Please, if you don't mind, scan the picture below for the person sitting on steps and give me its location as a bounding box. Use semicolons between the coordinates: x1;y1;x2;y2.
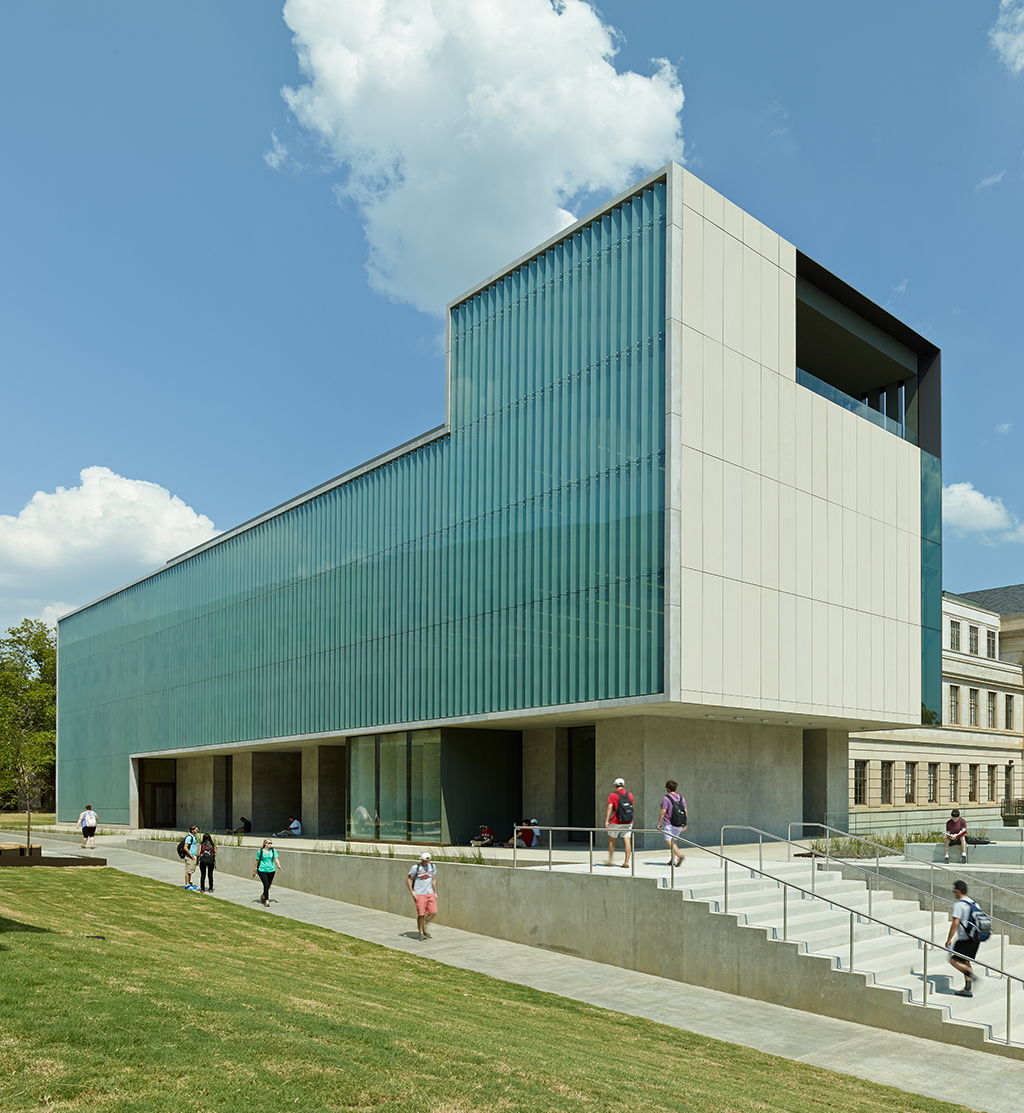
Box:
944;809;967;864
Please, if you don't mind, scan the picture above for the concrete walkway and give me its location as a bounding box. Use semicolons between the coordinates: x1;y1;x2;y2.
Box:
29;835;1024;1112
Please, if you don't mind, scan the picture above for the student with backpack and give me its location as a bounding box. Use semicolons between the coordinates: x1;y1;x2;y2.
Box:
604;777;634;869
181;825;200;891
198;833;217;893
944;880;991;997
252;839;281;907
657;780;687;867
78;805;99;849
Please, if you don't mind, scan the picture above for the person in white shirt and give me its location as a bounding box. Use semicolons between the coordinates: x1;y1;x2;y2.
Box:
944;880;981;997
274;815;302;837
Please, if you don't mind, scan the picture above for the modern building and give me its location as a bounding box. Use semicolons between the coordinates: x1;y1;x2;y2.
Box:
56;162;942;846
848;592;1023;836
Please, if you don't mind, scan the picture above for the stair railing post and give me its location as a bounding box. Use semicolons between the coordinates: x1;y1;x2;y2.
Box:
1007;977;1013;1046
849;912;855;971
724;859;729;915
923;945;928;1005
1001;930;1006;975
670;852;675;891
589;828;593;874
868;872;872;921
759;832;763;873
513;828;517;870
548;832;552;871
783;885;788;942
930;866;935;942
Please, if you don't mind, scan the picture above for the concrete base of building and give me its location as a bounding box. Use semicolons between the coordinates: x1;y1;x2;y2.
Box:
129;838;1020;1059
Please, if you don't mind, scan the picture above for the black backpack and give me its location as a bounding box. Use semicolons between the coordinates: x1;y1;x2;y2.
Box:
176;837;187;860
614;790;634;823
199;843;216;864
669;794;687;827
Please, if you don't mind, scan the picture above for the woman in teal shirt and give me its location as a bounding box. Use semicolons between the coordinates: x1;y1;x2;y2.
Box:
252;839;281;906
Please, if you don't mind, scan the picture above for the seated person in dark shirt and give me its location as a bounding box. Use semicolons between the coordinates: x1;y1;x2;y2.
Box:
227;816;252;835
944;808;967;863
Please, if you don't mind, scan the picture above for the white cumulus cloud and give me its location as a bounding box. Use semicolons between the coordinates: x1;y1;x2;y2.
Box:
0;467;219;632
279;0;685;314
942;480;1024;546
996;422;1014;434
991;0;1024;75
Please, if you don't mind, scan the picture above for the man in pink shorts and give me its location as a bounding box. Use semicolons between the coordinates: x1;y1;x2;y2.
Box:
407;851;438;940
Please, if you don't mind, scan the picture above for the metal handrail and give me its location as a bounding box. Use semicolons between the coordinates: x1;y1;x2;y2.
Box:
726;822;1019;975
788;821;1024;907
518;822;1023;1045
788;821;1024;944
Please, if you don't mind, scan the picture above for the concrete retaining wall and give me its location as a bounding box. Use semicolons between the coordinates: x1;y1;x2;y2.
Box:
127;839;1017;1059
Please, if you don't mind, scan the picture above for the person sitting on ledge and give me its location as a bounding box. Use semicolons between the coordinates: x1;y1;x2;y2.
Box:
274;815;302;837
227;817;252;835
944;809;968;864
473;824;494;847
505;821;535;848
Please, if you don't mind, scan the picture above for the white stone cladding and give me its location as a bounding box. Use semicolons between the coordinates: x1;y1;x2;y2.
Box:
665;164;923;729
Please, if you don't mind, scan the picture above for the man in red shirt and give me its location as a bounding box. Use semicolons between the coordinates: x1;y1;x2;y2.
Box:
604;777;634;868
944;809;967;864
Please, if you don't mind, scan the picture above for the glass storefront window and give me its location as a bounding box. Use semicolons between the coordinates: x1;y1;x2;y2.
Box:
379;732;409;841
349;735;377;839
410;730;441;842
347;728;441;843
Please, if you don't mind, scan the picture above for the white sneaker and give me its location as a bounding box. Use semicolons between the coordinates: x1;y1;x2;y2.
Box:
961;854;967;863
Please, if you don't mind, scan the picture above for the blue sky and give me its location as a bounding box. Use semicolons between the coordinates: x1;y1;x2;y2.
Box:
0;0;1022;630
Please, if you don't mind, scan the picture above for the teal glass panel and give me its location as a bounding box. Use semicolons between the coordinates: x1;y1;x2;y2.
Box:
56;183;666;820
410;729;441;842
348;735;376;839
920;448;942;725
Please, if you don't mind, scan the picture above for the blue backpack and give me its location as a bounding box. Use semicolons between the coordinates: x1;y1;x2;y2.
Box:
964;898;992;943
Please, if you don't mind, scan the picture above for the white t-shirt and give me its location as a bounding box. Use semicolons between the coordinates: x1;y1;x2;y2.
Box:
288;819;302;835
953;896;976;940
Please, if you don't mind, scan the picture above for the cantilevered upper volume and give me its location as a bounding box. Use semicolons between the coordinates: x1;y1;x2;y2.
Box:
56;164;940;844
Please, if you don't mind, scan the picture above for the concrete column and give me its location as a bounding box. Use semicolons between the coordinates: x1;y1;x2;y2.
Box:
231;751;253;832
301;745;346;839
176;755;215;832
803;729;850;833
595;718;647;846
522;728;568;831
129;758;140;829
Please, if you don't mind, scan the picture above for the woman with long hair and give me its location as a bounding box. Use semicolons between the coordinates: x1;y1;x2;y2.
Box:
198;833;217;893
252;838;281;907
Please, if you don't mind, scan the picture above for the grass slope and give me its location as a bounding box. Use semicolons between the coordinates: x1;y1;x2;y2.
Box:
0;869;971;1113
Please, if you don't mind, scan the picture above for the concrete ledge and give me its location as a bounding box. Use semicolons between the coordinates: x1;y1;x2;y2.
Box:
126;838;1019;1059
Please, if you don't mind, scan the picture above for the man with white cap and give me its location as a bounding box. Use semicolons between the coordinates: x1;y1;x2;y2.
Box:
406;851;438;940
605;777;634;868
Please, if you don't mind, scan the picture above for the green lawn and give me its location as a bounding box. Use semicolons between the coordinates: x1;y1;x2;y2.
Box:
0;869;968;1113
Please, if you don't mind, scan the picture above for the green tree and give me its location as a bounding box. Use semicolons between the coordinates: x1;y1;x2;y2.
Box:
0;620;57;848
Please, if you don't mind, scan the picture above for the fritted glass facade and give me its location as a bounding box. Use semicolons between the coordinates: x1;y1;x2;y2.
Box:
57;183;667;820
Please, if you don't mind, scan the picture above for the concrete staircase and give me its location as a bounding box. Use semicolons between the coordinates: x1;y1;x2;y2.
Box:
658;857;1024;1048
